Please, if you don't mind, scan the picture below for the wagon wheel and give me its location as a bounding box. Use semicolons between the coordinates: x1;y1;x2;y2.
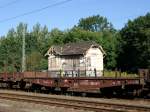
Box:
19;79;26;90
61;87;68;95
100;88;113;98
7;81;13;89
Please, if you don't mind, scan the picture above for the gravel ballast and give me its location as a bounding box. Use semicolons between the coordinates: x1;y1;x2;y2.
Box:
0;89;150;112
0;98;91;112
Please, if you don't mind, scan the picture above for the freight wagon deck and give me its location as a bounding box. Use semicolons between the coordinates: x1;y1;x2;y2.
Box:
0;71;146;96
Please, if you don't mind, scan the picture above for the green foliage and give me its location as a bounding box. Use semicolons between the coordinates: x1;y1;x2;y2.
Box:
62;28;119;69
71;15;118;69
26;51;47;71
63;27;102;43
0;13;149;73
102;31;119;69
77;15;114;32
0;23;48;72
50;28;64;45
103;70;138;77
118;13;150;71
0;27;22;72
0;15;119;72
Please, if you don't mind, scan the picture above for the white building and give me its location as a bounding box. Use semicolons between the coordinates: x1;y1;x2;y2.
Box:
45;41;105;77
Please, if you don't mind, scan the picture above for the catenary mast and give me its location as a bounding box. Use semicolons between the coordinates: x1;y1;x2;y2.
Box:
22;27;26;72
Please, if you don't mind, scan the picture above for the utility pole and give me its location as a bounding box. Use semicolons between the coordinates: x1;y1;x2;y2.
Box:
22;28;26;72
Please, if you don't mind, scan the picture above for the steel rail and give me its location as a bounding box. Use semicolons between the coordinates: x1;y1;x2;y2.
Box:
0;92;150;112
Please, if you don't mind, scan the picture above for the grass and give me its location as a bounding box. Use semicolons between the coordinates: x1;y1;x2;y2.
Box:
103;71;138;77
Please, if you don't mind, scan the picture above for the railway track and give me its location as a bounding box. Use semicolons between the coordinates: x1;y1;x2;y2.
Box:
0;92;150;112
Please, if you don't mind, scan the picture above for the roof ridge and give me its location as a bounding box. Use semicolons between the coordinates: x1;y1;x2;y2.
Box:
46;41;105;56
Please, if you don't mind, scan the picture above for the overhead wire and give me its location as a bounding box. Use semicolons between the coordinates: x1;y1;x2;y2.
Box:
0;0;20;9
0;0;73;23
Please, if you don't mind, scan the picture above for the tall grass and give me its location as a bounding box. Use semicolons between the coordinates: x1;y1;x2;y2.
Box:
103;71;138;77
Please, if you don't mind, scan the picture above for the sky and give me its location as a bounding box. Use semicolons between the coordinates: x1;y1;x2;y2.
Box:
0;0;149;36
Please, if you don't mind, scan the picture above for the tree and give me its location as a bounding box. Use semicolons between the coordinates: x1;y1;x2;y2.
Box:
0;15;119;72
30;23;49;54
0;22;49;72
63;27;101;43
118;13;150;71
50;28;64;45
77;15;114;32
26;51;47;71
101;31;119;69
74;15;118;69
0;27;22;72
62;27;118;69
26;23;49;71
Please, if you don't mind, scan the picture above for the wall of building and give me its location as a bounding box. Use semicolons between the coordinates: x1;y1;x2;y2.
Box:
85;47;103;76
48;47;104;77
48;55;81;71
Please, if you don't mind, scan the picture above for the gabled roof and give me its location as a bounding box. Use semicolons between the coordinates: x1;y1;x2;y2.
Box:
46;41;105;56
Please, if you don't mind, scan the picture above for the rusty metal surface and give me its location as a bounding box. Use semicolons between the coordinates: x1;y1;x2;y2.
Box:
21;76;142;92
0;70;146;92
